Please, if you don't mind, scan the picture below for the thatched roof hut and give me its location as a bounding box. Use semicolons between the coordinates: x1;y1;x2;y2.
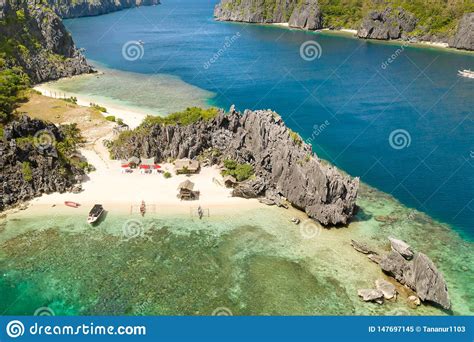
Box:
174;158;200;174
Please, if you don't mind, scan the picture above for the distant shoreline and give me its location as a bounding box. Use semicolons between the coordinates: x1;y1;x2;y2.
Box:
239;22;474;56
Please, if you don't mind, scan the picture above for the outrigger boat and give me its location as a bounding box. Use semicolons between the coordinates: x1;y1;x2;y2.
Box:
198;206;203;220
458;69;474;79
64;201;80;208
140;200;146;217
87;204;104;224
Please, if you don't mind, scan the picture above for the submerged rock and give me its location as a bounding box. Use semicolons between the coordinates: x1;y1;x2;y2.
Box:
358;289;384;304
389;237;414;260
351;239;377;255
375;279;397;300
408;295;421;307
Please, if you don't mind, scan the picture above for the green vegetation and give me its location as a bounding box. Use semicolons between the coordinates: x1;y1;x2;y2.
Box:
222;158;254;182
22;161;33;182
318;0;474;36
62;96;77;104
289;129;302;146
163;171;172;179
0;65;29;123
141;107;219;129
105;115;116;122
90;103;107;113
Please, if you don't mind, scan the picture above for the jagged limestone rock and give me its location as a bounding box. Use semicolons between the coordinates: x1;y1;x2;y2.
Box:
110;108;359;225
357;7;417;40
450;13;473;51
389;237;414;260
0;116;85;211
214;0;322;30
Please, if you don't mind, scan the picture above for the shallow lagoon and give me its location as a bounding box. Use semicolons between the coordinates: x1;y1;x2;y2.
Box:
1;185;471;316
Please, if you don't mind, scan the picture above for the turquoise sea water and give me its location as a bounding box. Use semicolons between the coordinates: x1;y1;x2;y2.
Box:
0;185;472;315
2;1;473;316
58;0;474;239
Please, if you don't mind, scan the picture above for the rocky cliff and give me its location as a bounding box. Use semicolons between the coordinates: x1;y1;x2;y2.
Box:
44;0;160;19
450;13;474;50
0;116;85;211
214;0;323;30
214;0;474;51
110;107;359;225
0;0;92;83
357;8;417;41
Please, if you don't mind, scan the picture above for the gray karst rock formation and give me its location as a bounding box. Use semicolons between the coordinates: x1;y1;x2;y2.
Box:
450;13;474;50
214;0;323;30
388;237;414;260
379;240;450;310
0;0;160;83
0;116;85;211
44;0;161;19
357;7;417;40
110;107;359;226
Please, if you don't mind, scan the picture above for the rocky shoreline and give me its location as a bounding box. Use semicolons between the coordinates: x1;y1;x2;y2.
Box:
214;0;473;51
352;237;451;310
0;0;161;84
0;116;85;212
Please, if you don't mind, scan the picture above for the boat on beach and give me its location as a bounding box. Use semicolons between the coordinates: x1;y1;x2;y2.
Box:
458;69;474;79
64;201;80;208
140;200;146;217
87;204;104;224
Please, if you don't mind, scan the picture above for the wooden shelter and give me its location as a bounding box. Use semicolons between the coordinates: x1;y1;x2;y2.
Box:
178;180;199;200
174;158;200;174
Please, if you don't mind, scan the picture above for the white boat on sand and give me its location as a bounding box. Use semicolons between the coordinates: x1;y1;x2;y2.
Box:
87;204;104;224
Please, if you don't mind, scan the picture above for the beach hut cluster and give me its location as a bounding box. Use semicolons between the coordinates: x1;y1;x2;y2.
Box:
177;179;200;200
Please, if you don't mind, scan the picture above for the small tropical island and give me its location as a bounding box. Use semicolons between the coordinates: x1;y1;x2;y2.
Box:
0;0;472;316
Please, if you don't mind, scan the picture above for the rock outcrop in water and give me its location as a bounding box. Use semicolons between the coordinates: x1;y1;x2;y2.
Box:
214;0;323;30
0;116;85;211
354;237;451;310
110;107;359;226
450;13;474;51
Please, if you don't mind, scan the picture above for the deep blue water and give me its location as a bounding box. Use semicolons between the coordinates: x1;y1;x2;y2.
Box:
64;0;474;239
